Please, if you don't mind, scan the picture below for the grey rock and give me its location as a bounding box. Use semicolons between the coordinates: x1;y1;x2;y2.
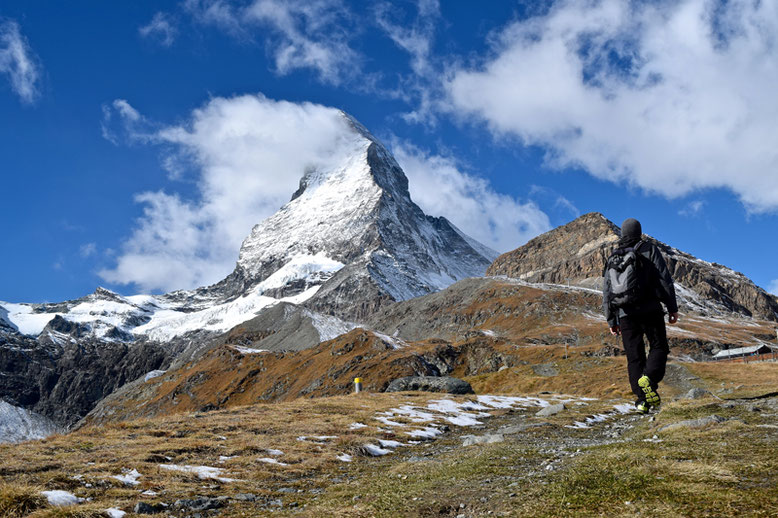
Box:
134;502;167;514
231;493;256;502
684;388;711;399
532;363;558;377
462;434;504;446
536;403;566;417
385;376;474;394
659;414;726;432
174;497;224;511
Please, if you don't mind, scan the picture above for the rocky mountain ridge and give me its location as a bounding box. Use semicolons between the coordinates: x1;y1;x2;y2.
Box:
487;212;778;321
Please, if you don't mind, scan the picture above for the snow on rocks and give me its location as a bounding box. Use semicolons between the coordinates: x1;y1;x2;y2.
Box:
362;443;392;456
41;490;84;506
112;468;141;486
144;370;166;382
158;464;238;483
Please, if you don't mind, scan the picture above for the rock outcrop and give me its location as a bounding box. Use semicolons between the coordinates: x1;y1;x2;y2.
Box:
487;212;778;321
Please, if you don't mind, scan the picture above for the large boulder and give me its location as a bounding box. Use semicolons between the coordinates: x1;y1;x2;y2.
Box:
384;376;474;394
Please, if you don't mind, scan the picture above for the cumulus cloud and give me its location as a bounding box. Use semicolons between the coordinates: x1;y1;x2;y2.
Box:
446;0;778;212
99;94;359;292
184;0;358;84
139;12;177;46
392;142;551;252
0;19;41;104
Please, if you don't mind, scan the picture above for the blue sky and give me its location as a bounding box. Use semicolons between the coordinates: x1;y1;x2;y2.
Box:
1;0;777;302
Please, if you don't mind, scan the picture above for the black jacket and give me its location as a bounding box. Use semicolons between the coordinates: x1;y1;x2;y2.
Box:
602;240;678;327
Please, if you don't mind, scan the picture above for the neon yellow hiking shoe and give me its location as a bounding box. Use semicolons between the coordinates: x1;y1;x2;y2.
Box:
635;401;650;414
638;375;661;406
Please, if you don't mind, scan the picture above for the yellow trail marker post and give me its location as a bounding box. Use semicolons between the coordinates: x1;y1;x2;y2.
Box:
354;378;362;393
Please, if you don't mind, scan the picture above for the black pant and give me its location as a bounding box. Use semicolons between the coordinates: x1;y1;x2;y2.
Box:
620;311;669;401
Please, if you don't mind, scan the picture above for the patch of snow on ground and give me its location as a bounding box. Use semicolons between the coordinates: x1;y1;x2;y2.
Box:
378;439;403;449
349;422;367;430
112;468;141;486
266;449;284;456
141;490;158;496
481;329;497;337
144;370;166;382
158;464;237;482
363;443;392;456
41;490;84;506
105;508;126;518
406;426;443;439
336;453;353;462
230;346;269;355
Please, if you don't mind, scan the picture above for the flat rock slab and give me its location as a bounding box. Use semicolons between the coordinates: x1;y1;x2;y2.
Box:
536;403;566;417
683;388;711;399
385;376;474;394
659;414;726;432
462;434;505;447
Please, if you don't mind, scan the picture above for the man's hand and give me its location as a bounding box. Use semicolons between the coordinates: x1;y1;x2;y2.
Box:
668;312;678;324
610;325;621;336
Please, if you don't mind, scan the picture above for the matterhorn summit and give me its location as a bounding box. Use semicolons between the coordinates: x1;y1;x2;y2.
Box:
216;114;497;318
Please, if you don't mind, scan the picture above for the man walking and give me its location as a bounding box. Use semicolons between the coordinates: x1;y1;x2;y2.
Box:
603;218;678;413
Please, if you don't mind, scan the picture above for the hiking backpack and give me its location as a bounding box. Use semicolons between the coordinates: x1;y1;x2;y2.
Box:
604;241;647;309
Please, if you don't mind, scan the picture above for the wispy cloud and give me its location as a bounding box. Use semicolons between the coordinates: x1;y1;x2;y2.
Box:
139;12;177;47
374;0;442;123
392;141;550;252
445;0;778;213
768;280;778;296
0;19;41;104
79;243;97;258
679;200;705;218
183;0;359;84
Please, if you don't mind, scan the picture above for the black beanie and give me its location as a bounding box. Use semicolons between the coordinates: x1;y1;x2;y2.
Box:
621;218;642;240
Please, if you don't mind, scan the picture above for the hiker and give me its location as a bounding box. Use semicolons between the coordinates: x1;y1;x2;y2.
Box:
602;218;678;413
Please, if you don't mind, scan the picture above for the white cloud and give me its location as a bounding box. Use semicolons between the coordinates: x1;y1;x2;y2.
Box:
99;94;359;292
392;142;550;252
767;279;778;296
0;19;41;104
184;0;358;84
446;0;778;213
139;12;177;47
678;199;705;217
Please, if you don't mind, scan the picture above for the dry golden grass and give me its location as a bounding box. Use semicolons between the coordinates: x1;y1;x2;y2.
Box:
0;483;47;517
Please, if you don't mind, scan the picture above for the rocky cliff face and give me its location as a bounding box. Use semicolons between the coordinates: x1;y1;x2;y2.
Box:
487;212;778;321
0;329;169;428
